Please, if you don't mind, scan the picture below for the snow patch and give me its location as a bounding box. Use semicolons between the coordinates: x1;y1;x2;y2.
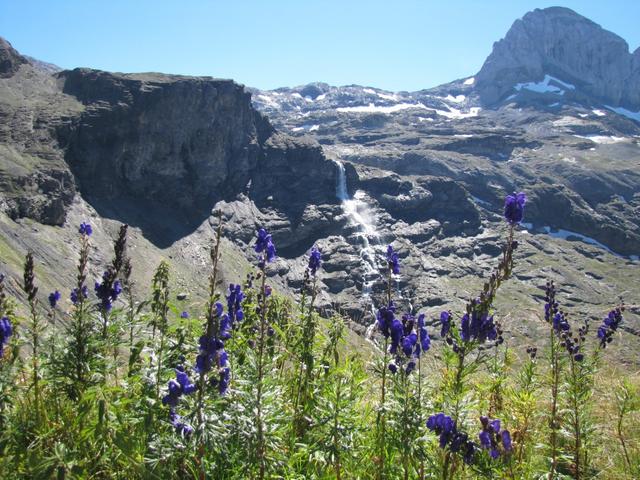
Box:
377;92;399;101
542;226;614;253
445;94;465;103
463;77;475;85
363;88;376;95
316;93;327;101
435;106;481;119
255;94;280;108
605;105;640;122
574;135;627;144
592;109;606;117
336;102;480;119
514;74;575;95
309;124;319;132
336;102;427;114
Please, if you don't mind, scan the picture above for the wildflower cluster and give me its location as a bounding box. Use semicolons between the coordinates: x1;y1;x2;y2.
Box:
196;301;232;394
79;222;93;236
388;313;430;374
162;366;197;407
461;299;500;344
545;281;585;361
255;227;276;265
70;285;89;305
307;246;322;276
48;290;61;308
227;283;245;324
504;192;526;225
94;270;123;312
386;245;400;274
0;316;12;356
478;416;512;459
427;413;477;464
597;306;624;348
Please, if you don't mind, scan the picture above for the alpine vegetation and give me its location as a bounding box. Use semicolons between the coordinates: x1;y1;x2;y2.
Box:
0;192;637;480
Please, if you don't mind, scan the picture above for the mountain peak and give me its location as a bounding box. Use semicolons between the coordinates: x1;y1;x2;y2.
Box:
475;7;640;109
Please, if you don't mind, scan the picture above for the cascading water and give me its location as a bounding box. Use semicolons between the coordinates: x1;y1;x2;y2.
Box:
333;160;404;346
333;160;383;298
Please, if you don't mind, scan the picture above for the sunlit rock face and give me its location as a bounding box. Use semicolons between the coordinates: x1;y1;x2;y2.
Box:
475;7;640;109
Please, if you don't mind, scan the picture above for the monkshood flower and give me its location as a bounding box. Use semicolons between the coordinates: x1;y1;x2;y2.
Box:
479;416;513;459
254;228;276;264
78;222;93;236
427;413;477;464
597;307;624;348
504;192;526;225
180;311;189;319
162;367;197;407
376;301;397;338
70;285;89;305
461;299;498;343
388;313;431;374
169;408;194;436
0;316;12;356
196;301;233;395
386;245;400;274
48;290;61;308
440;310;452;337
94;271;122;312
226;283;245;325
210;349;231;395
308;246;322;276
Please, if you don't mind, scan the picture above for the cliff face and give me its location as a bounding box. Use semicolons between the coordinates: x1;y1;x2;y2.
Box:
476;7;640;109
60;69;272;213
0;38;339;232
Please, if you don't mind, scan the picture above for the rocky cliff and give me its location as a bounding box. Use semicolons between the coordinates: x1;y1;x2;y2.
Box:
476;7;640;109
0;38;340;240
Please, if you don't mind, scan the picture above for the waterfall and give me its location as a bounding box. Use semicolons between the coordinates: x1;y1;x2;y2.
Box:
333;160;383;298
335;160;349;201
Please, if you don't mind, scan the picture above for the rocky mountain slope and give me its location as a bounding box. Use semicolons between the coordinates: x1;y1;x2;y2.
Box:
1;7;639;364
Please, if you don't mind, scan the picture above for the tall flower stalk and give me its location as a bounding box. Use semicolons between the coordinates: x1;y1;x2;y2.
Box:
293;246;322;438
253;227;276;480
151;261;170;400
374;244;400;478
22;252;42;416
195;212;224;432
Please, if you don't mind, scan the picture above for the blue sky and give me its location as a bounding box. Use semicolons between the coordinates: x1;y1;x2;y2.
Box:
1;1;639;91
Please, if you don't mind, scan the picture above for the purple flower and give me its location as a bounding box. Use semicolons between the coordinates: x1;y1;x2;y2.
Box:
417;314;431;354
597;307;623;348
169;409;194;437
440;311;452;337
0;316;12;356
376;302;396;338
94;271;122;312
460;302;498;344
308;246;322;276
181;311;189;319
478;416;511;459
70;285;89;305
504;192;526;224
226;283;244;325
386;245;400;274
48;290;61;308
427;413;477;465
162;367;196;407
501;430;512;451
79;222;93;236
255;228;276;264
